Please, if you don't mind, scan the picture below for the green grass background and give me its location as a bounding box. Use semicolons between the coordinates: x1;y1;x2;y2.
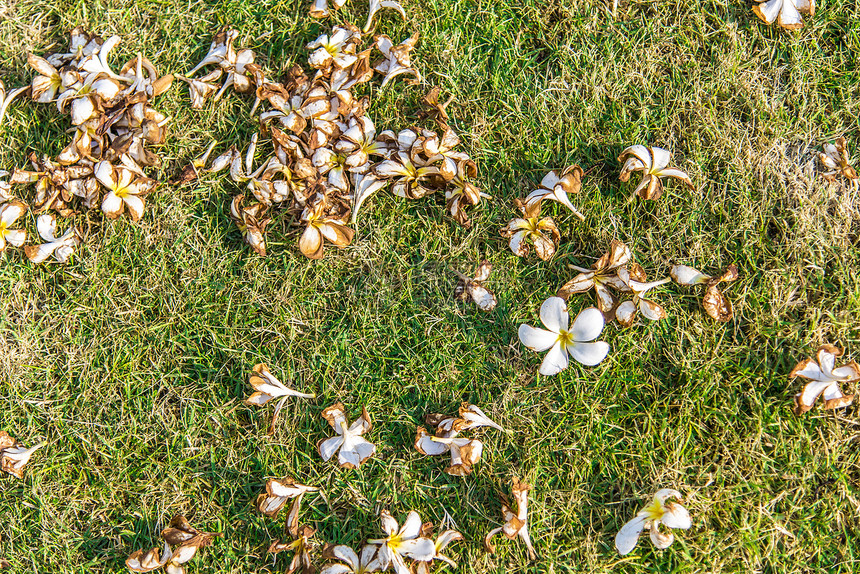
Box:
1;0;859;572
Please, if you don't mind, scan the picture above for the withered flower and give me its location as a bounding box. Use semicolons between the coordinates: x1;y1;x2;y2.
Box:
614;266;671;327
373;151;440;199
454;260;497;312
350;173;387;223
0;80;28;126
615;489;691;555
0;432;42;479
525;165;585;220
445;159;486;227
500;199;559;261
176;70;223;110
818;137;858;182
790;345;857;415
307;26;361;70
245;363;316;433
557;240;632;312
753;0;815;29
518;298;609;375
414;403;503;476
363;0;407;33
269;525;316;574
24;213;81;264
373;34;421;86
413;529;463;574
299;200;355;259
318;402;376;469
484;477;536;560
425;436;483;476
670;263;739;321
157;515;222;574
0;171;11;201
367;510;435;574
95;159;156;221
126;542;172;572
27;54;62;102
321;544;382;574
230;195;270;256
310;0;347;18
0;201;27;252
335;116;389;173
257;477;319;519
618;145;694;200
417;87;453;130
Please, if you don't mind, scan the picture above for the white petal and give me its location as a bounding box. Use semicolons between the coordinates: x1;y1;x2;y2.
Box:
319;436;344;462
539;296;568;333
399;511;423;539
569;307;605;342
615;515;646;555
518;325;558;352
539;341;569;376
567;341;610;367
661;504;692;530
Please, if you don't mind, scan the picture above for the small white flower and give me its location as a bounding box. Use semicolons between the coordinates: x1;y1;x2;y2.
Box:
317;403;376;469
615;489;692;555
790;345;858;415
368;510;435;574
244;363;315;433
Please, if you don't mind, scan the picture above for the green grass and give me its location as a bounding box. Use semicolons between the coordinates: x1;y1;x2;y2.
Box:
1;0;860;572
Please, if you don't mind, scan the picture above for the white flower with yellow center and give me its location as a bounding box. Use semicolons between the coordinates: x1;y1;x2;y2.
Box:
368;510;435;574
615;489;692;555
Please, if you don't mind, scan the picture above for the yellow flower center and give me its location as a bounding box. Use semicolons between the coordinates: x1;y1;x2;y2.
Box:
0;221;7;235
643;498;666;521
557;329;574;349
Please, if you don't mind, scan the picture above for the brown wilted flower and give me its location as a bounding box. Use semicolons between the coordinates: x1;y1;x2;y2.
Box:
310;0;347;18
94;158;155;221
230;195;271;256
176;70;223;110
0;80;28;126
127;515;221;574
618;145;694;200
454;260;497;312
614;266;671;327
445;159;487;227
257;477;319;519
24;214;81;264
299;199;355;259
753;0;814;29
373;151;441;199
615;489;691;555
126;542;172;572
245;363;316;434
790;345;857;415
350;173;387;224
320;543;383;574
557;240;632;313
484;477;536;560
363;0;407;33
417;87;453;130
0;201;27;252
500;199;560;261
670;263;739;321
318;402;376;469
0;432;42;479
414;403;503;475
818;137;858;182
413;528;463;574
269;525;316;574
525;165;586;220
373;33;421;86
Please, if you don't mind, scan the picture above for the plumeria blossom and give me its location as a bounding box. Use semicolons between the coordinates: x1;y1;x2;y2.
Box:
445;159;487;227
818;137;858;182
790;345;858;415
373;151;441;199
0;201;27;252
364;0;407;32
320;544;383;574
307;26;361;70
269;525;316;574
753;0;815;29
373;33;421;86
415;403;503;475
310;0;348;18
557;240;632;313
127;515;221;574
95;158;156;220
318;402;376;469
670;263;739;322
0;432;42;479
500;199;560;261
368;510;435;574
126;542;172;572
24;214;81;264
350;173;387;223
0;80;28;127
418;87;454;130
615;489;691;555
525;165;586;220
257;477;319;520
484;477;536;560
413;529;463;574
245;363;316;433
618;145;694;200
454;260;497;311
614;266;671;327
299;200;355;259
518;298;609;376
230;195;270;256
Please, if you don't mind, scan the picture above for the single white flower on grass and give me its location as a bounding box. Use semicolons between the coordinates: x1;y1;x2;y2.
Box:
245;363;315;434
0;432;42;479
818;137;858;182
525;165;586;220
500;199;560;261
618;145;694;200
24;213;81;264
614;266;671;327
0;200;27;252
670;263;739;322
790;345;858;415
615;489;691;555
753;0;814;29
257;477;319;520
368;510;435;574
414;403;504;475
518;297;609;376
318;402;376;469
454;260;497;312
413;529;463;574
320;543;383;574
484;477;536;560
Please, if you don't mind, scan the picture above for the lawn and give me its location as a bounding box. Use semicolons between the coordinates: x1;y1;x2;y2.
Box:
1;0;859;572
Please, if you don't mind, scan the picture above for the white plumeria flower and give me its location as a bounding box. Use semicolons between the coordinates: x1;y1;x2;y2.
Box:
0;200;27;252
318;403;376;469
95;159;155;221
518;297;610;375
373;34;421;86
618;145;694;200
0;433;43;479
790;345;858;415
350;173;387;224
614;266;671;327
484;477;536;560
753;0;814;29
368;510;435;574
257;477;319;518
24;214;81;264
306;26;360;70
363;0;407;32
524;165;586;220
615;489;692;555
413;529;463;574
320;544;383;574
245;363;315;433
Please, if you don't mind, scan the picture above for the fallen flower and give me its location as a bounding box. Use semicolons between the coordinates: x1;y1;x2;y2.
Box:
368;510;435;574
484;477;536;560
95;159;156;221
373;151;440;199
126;542;172;572
753;0;815;29
0;200;27;252
318;402;376;469
269;525;316;574
299;200;355;260
525;165;586;220
307;26;361;70
614;266;671;327
454;260;497;311
426;436;483;476
230;195;271;256
413;529;463;574
0;80;28;126
790;345;858;415
159;515;222;574
0;432;42;479
176;70;223;110
364;0;407;33
818;137;858;182
557;240;632;313
618;145;694;200
245;363;316;433
500;199;560;261
615;489;691;555
670;263;739;322
310;0;347;18
518;297;609;375
417;87;454;130
257;477;319;520
24;213;81;264
320;543;382;574
373;33;421;86
350;173;387;223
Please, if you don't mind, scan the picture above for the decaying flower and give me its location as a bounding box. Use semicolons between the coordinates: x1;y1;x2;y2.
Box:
368;510;435;574
126;542;172;572
318;402;376;469
373;33;421;86
245;363;316;433
670;263;739;322
790;345;858;415
24;214;81;264
126;515;222;574
753;0;815;29
525;165;586;220
230;195;270;256
500;199;560;261
445;159;487;227
299;200;355;259
417;87;454;130
484;477;536;560
257;477;319;522
310;0;347;18
818;137;858;182
414;403;503;476
269;525;316;574
518;297;609;376
614;266;671;327
413;528;463;574
618;145;694;200
0;201;27;252
95;159;156;220
0;80;28;127
320;543;382;574
0;432;42;479
557;240;632;313
615;489;691;555
364;0;407;33
373;151;441;199
454;260;497;311
307;26;362;70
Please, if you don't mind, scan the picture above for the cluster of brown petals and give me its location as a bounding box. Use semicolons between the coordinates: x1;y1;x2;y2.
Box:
819;137;858;182
0;432;42;479
484;477;537;560
414;403;504;476
670;263;739;322
126;515;221;573
454;260;497;311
